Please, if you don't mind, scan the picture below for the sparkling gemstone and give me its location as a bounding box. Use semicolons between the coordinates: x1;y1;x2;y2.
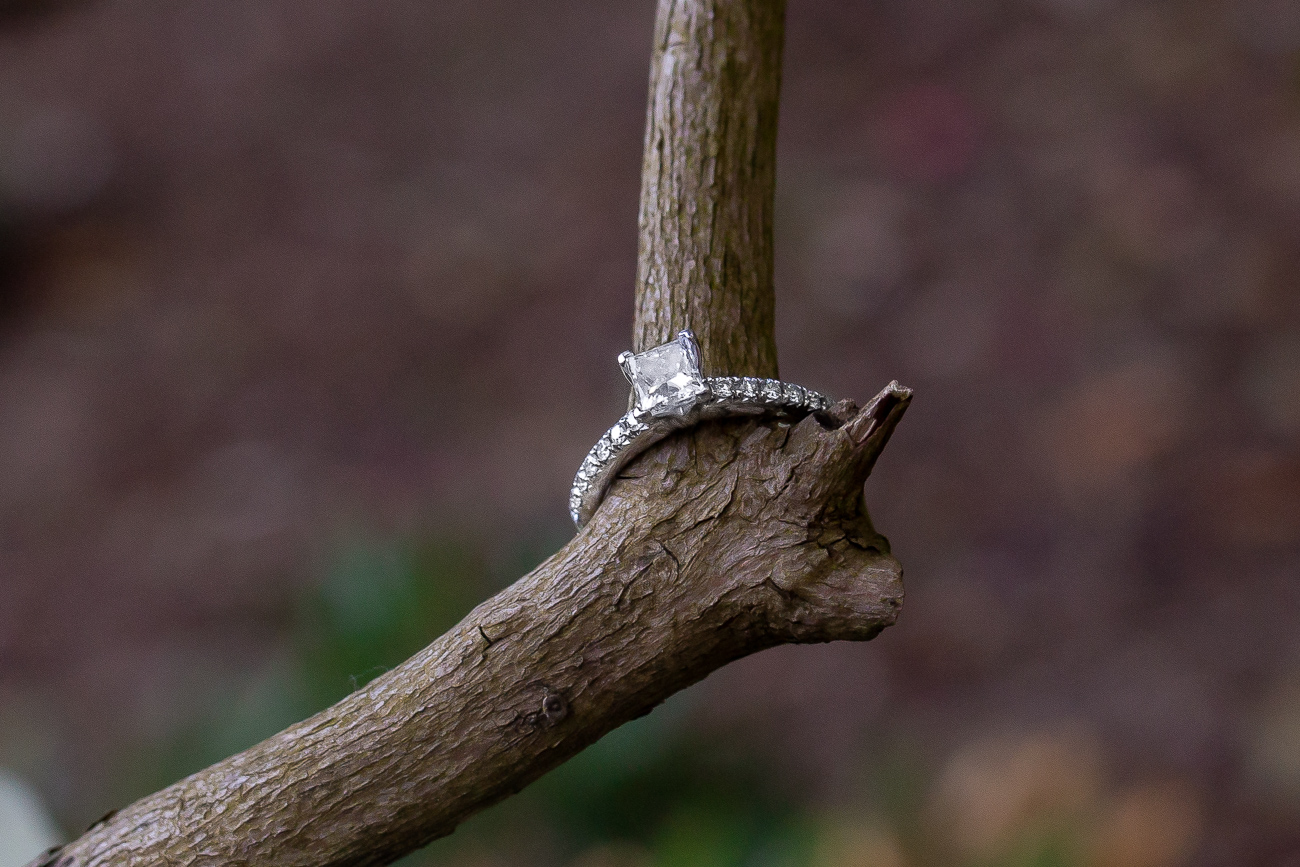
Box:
740;378;759;399
621;333;708;417
761;381;782;401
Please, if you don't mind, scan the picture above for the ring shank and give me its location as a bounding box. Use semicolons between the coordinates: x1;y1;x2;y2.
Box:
570;377;831;527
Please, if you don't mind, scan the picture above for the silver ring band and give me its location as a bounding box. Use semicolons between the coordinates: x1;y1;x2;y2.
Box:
570;374;831;528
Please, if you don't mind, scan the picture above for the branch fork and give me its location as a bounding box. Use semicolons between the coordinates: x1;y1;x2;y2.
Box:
36;0;913;862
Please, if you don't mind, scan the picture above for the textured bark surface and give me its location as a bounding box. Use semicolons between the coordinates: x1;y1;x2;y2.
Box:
34;1;911;865
35;387;908;867
634;0;784;378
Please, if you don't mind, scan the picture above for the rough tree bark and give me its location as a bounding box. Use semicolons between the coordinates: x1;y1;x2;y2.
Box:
634;0;783;378
34;1;910;865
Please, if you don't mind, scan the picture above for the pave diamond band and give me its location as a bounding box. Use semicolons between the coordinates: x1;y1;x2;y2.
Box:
570;332;832;528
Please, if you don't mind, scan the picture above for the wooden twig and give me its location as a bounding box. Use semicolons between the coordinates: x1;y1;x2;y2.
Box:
36;2;909;865
634;0;784;378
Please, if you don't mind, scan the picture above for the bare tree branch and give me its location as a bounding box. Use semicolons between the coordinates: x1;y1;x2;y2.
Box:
35;2;910;865
635;0;783;377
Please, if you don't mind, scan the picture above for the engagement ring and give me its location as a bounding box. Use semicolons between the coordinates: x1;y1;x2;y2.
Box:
570;330;832;528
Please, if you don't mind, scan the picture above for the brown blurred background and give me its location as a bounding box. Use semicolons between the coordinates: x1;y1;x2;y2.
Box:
1;1;1299;865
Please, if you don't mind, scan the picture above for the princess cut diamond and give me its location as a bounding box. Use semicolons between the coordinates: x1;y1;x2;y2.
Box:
619;330;710;418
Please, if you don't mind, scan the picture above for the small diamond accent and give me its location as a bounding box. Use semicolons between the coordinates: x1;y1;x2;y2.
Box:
761;381;782;402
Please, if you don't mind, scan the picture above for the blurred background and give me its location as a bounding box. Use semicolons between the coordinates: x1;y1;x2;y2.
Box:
0;0;1298;865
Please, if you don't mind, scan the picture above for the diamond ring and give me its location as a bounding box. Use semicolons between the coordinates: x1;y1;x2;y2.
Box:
570;330;832;528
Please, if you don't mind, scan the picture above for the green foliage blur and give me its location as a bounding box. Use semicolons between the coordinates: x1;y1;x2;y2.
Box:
119;535;1149;867
121;534;823;867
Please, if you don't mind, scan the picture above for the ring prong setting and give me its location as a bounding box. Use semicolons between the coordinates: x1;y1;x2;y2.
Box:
621;331;709;418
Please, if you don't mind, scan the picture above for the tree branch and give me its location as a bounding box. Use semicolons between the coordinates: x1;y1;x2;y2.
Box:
34;2;910;865
634;0;783;377
34;390;908;867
